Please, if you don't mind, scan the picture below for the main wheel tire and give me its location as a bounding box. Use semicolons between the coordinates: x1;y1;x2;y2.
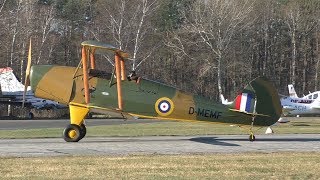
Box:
249;134;256;142
79;124;87;140
63;124;82;142
28;112;34;119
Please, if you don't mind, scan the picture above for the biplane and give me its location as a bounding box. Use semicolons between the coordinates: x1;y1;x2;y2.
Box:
25;40;282;142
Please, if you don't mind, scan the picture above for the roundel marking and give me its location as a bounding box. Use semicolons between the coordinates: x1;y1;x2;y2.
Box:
155;97;174;116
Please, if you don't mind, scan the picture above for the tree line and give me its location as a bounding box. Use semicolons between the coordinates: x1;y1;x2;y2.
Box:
0;0;319;102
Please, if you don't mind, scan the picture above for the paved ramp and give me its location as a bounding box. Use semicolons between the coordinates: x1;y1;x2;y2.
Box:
0;134;320;157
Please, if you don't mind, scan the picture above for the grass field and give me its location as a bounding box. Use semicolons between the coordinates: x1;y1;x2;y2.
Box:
0;117;319;179
1;152;320;179
0;117;319;139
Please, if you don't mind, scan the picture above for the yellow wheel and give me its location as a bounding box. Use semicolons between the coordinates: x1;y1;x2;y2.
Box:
68;130;77;139
63;124;81;142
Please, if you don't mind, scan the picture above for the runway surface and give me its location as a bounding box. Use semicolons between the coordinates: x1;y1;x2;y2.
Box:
0;134;319;157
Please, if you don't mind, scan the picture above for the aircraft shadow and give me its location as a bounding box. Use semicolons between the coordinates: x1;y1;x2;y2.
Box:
189;137;240;147
60;137;241;146
190;137;320;145
21;136;320;146
248;138;320;142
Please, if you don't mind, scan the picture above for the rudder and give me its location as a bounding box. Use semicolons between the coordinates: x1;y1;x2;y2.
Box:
231;77;282;126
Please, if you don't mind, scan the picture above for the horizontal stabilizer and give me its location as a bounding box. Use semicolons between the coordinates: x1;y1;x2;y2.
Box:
229;108;270;117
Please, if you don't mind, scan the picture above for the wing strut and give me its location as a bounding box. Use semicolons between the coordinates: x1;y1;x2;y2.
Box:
115;53;123;110
81;41;129;110
90;49;96;69
82;47;90;104
120;57;126;80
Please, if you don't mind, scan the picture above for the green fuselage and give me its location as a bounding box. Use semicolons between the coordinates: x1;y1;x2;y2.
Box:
30;65;280;127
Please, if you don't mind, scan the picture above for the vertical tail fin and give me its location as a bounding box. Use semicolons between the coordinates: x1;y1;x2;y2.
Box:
288;84;298;98
230;77;282;126
0;67;27;95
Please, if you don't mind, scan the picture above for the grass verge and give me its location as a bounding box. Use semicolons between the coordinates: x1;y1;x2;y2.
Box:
1;152;320;179
0;117;319;139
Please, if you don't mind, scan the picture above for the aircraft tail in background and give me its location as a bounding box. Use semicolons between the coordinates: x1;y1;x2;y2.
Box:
0;67;32;96
220;94;232;105
288;84;298;98
0;67;65;110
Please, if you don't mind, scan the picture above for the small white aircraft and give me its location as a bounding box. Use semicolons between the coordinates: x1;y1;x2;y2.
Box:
0;67;65;118
288;84;320;100
281;84;320;116
221;84;320;133
222;84;320;117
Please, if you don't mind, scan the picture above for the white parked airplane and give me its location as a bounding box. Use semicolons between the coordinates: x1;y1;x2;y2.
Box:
0;67;66;116
281;84;320;116
221;84;320;117
288;84;320;100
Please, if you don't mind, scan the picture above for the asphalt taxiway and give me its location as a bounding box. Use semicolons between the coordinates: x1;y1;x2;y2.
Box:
0;119;319;157
0;134;319;157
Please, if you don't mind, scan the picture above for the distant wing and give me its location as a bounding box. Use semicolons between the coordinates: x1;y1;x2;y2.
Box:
220;94;233;105
278;93;287;98
311;106;320;109
281;106;296;116
282;106;295;111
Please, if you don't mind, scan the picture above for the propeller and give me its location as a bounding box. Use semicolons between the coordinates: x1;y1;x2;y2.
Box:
22;38;32;108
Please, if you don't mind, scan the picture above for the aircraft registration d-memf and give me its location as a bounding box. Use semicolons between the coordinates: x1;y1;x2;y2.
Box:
25;40;282;142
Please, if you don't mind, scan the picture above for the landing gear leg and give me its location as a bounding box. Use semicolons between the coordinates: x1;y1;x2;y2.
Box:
249;132;255;141
63;103;89;142
249;115;256;142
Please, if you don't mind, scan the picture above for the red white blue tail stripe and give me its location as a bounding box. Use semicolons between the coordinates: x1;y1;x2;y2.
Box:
234;93;255;113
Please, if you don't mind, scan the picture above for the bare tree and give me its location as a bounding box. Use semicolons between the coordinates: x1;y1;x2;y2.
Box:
35;4;55;64
131;0;158;70
283;1;319;91
0;0;7;15
166;0;255;100
9;0;23;67
284;4;299;86
92;0;159;70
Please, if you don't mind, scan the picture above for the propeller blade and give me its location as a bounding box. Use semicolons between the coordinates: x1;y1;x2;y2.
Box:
22;38;32;108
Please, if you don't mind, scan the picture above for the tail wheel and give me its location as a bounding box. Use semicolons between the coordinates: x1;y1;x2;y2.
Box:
79;124;87;140
249;133;256;142
63;124;82;142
